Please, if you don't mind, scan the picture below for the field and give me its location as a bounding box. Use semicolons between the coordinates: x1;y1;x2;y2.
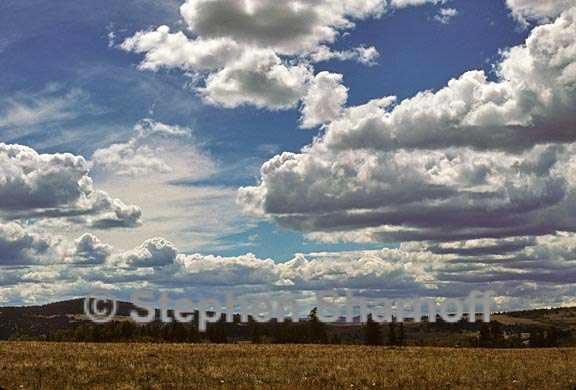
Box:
1;343;576;389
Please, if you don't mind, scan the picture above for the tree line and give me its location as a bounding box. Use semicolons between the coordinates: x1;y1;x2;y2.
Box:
10;307;571;348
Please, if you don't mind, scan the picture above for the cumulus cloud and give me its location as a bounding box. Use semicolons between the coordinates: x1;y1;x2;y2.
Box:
178;0;387;55
200;49;313;109
122;0;448;110
300;72;349;128
0;223;53;265
506;0;574;26
167;247;433;292
5;229;576;308
121;25;315;110
121;25;242;71
0;143;142;229
117;238;178;268
243;145;572;241
87;194;143;229
0;224;112;266
0;143;92;211
67;234;113;265
434;233;576;289
169;252;279;286
323;8;576;153
239;7;576;245
0;233;435;298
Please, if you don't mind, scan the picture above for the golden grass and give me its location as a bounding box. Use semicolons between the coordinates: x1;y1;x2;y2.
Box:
1;342;575;389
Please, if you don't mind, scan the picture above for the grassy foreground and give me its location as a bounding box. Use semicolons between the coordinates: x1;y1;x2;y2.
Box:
1;343;576;389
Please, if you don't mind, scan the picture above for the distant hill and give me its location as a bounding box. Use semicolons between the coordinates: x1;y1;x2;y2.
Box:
492;307;576;329
1;299;576;346
0;299;137;340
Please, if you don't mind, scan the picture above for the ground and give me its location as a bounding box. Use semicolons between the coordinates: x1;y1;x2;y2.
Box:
1;343;575;389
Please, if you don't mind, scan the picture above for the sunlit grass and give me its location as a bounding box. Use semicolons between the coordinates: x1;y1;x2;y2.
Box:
1;342;575;389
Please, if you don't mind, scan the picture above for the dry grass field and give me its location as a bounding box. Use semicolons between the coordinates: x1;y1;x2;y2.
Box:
1;342;575;389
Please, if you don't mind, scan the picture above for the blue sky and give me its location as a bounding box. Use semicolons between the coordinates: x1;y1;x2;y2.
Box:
1;0;529;259
1;0;575;308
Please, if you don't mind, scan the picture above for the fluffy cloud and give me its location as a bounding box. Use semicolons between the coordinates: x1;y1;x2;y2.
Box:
4;230;576;308
167;247;433;292
201;49;313;109
239;7;576;244
178;0;387;55
0;224;113;266
118;238;178;268
300;72;348;128
323;8;576;152
0;143;142;229
123;28;314;109
85;191;142;229
0;223;53;265
121;26;242;71
240;144;575;242
506;0;574;25
68;234;112;265
0;233;434;298
169;252;279;286
0;143;92;211
122;0;448;111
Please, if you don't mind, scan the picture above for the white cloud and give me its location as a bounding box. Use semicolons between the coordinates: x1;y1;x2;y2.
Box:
324;5;576;152
506;0;573;26
91;119;213;178
4;230;576;308
178;0;387;55
117;238;178;268
0;87;88;129
88;119;252;252
239;8;576;244
300;71;349;128
391;0;445;8
0;222;54;265
309;45;380;65
0;224;114;266
0;143;142;229
122;0;449;110
434;8;458;24
200;49;313;109
68;234;113;265
0;233;435;297
121;25;242;71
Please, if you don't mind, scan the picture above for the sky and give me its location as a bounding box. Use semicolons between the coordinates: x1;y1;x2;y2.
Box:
1;0;575;310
